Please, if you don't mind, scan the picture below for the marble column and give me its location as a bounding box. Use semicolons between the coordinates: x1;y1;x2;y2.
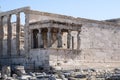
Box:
77;31;81;50
24;12;29;54
31;30;33;49
57;29;62;48
0;16;3;56
7;15;12;56
47;28;51;48
67;30;71;49
38;28;44;48
16;13;20;55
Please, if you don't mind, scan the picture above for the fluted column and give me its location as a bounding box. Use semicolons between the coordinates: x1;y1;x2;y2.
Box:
47;28;51;48
67;30;71;49
0;16;3;56
38;28;44;48
57;29;62;48
7;15;12;56
77;31;81;50
16;13;20;55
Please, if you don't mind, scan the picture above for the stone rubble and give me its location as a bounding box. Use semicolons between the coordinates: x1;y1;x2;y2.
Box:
1;66;11;79
0;66;120;80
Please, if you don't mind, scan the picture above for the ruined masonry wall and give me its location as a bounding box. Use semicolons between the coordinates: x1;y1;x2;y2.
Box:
28;11;120;69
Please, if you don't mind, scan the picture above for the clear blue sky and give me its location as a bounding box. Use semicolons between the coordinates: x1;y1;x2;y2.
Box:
0;0;120;20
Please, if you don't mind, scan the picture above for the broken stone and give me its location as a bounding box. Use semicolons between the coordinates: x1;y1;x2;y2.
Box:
12;74;17;79
29;72;36;77
1;66;11;79
48;75;56;80
114;68;120;74
63;72;71;78
0;72;1;78
2;74;7;79
59;74;68;80
74;74;86;78
17;75;32;80
14;66;26;76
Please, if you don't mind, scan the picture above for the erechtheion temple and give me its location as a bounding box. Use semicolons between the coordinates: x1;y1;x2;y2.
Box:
0;7;120;71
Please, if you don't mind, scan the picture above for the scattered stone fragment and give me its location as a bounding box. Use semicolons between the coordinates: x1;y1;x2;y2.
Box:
1;66;11;79
14;66;26;76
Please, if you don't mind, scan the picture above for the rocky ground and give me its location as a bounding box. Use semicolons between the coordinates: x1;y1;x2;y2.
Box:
0;66;120;80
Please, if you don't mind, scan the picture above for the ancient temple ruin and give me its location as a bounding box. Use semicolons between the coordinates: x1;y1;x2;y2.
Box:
0;7;120;71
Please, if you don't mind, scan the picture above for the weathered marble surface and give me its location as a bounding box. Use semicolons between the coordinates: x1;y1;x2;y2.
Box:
1;7;120;71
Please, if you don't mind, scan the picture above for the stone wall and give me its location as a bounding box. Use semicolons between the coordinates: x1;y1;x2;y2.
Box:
1;7;120;71
79;20;120;68
28;10;120;70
